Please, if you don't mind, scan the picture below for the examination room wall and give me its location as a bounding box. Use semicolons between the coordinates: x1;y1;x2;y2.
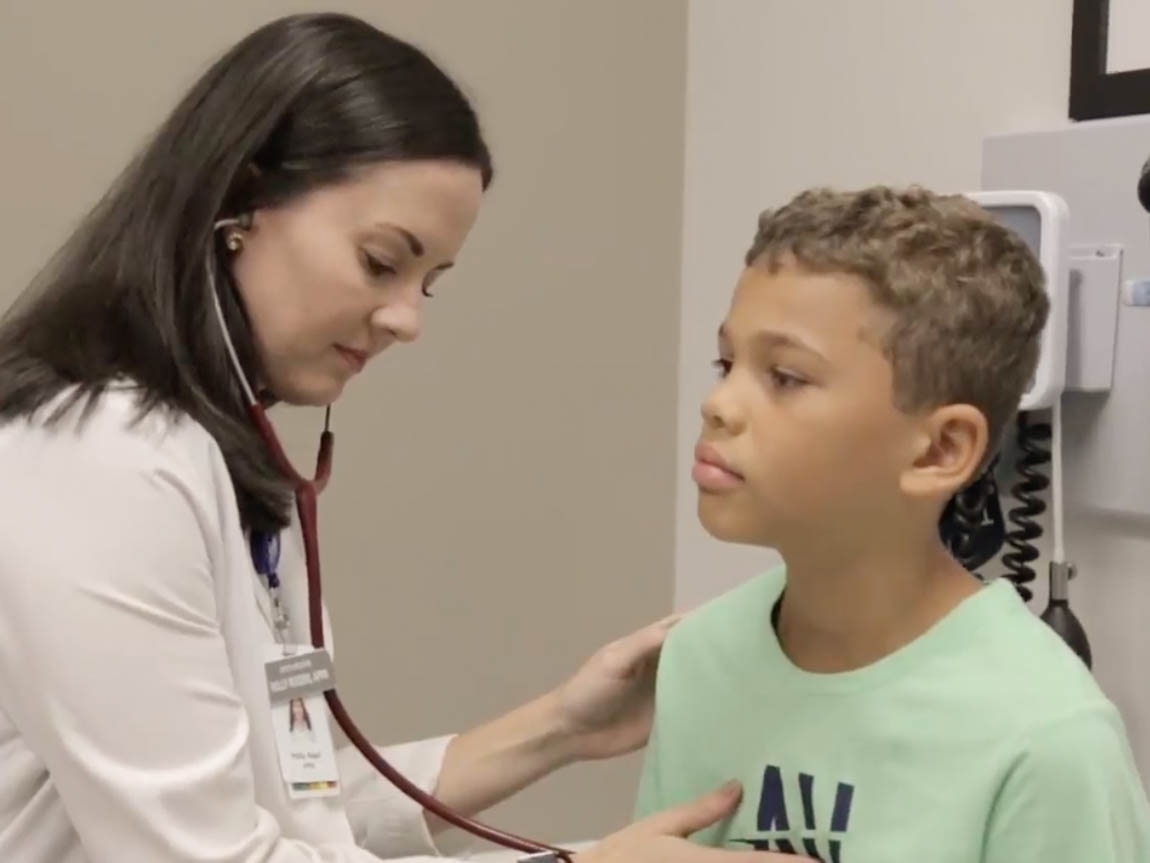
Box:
0;0;686;843
674;0;1150;787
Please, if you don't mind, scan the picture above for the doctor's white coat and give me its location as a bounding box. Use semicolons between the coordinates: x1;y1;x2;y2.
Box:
0;386;455;862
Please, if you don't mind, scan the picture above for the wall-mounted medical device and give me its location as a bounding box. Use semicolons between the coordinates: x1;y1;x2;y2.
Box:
947;118;1150;676
964;190;1071;411
955;189;1102;666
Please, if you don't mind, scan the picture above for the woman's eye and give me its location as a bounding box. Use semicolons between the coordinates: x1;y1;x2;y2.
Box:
361;251;396;279
712;359;732;378
770;367;807;389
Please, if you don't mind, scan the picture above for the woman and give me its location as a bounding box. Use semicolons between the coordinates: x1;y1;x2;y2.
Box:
289;699;315;742
0;13;776;863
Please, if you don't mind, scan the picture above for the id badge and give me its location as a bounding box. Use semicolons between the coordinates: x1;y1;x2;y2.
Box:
264;645;341;799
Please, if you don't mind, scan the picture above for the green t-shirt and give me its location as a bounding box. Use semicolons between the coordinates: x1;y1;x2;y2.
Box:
635;569;1150;862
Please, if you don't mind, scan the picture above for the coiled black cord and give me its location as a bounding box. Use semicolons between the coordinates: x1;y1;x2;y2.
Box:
1002;413;1051;601
940;456;1005;573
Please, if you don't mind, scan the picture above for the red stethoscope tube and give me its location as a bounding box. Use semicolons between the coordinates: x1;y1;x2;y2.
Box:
246;406;573;862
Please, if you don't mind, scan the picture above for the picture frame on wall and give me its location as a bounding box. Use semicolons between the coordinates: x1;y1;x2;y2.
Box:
1070;0;1150;120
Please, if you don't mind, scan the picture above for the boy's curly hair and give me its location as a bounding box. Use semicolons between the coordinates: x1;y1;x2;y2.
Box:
747;186;1048;450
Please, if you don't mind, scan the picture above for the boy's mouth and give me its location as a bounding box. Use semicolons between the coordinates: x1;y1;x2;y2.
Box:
693;441;744;490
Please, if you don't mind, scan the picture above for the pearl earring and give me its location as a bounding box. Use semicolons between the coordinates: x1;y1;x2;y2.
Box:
225;231;244;252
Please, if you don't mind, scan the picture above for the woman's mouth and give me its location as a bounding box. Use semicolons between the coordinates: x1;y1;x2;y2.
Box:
334;345;368;373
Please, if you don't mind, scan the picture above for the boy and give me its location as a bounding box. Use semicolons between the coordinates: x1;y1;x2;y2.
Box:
636;187;1150;861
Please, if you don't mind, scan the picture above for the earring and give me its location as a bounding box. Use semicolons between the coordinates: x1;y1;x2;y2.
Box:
225;230;244;252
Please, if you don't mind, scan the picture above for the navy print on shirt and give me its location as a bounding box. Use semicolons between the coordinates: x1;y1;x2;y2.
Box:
732;765;856;862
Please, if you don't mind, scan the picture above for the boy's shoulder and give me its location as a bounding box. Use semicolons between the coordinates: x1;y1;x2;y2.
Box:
664;567;1113;734
669;567;784;644
659;568;784;681
929;576;1111;729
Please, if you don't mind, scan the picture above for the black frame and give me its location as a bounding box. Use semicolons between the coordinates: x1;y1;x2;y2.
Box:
1070;0;1150;120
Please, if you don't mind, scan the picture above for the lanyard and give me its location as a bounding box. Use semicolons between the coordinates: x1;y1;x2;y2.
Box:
250;529;289;643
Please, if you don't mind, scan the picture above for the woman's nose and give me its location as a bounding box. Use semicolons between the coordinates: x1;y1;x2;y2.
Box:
370;297;422;343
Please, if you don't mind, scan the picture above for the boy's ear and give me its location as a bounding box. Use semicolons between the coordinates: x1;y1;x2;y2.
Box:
899;404;989;501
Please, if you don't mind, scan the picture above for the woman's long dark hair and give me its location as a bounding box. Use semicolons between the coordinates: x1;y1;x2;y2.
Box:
0;14;492;532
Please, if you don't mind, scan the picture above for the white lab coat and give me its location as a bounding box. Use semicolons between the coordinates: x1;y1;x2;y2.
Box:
0;385;454;862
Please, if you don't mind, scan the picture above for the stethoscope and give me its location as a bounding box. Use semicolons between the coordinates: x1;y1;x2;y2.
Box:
208;218;572;863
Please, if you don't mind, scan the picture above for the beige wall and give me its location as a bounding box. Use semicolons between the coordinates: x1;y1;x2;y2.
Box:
0;0;686;845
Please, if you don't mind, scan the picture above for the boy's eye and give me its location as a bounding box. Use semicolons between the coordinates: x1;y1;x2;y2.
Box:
361;250;397;279
770;367;808;389
712;358;732;378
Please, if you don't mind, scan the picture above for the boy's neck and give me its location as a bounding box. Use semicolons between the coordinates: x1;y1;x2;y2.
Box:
774;536;980;674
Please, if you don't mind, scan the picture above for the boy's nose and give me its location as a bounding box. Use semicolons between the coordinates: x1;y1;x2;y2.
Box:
701;382;745;434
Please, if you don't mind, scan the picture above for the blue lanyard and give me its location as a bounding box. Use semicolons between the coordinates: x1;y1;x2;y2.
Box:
250;530;288;639
250;530;281;588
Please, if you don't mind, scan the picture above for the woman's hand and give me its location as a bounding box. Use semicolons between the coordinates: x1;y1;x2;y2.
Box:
431;614;683;824
552;614;682;761
579;781;812;863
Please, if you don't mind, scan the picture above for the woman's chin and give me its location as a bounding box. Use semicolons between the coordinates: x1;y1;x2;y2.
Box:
270;373;347;408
